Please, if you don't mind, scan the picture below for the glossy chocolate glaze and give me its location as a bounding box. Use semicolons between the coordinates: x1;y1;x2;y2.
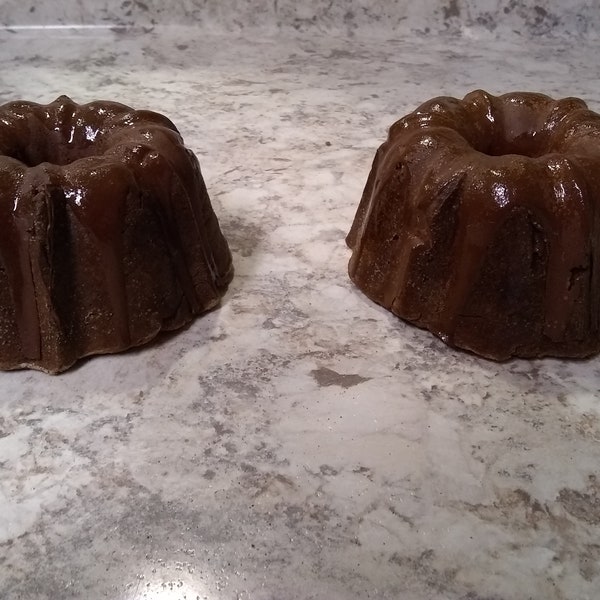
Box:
0;95;233;373
347;90;600;360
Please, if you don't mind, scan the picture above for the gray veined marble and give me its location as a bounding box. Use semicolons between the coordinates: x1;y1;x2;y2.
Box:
0;0;598;38
1;4;600;600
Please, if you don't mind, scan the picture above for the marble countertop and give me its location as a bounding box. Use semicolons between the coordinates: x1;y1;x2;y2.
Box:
1;19;600;600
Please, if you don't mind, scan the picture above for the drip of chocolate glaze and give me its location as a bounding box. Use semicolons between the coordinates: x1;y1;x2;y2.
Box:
136;127;225;291
11;172;43;359
65;163;131;348
127;144;203;313
539;156;589;340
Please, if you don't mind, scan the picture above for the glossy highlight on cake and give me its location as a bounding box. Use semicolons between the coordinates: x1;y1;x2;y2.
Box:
347;90;600;360
0;95;233;373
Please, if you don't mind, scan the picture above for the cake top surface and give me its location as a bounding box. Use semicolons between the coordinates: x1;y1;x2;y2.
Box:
388;89;600;160
0;95;183;168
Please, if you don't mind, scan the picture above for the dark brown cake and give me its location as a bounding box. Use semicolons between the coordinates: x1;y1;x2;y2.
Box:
0;95;233;373
347;90;600;360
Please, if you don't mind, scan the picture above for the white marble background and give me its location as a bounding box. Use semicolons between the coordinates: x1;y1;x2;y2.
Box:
0;0;597;37
1;3;600;600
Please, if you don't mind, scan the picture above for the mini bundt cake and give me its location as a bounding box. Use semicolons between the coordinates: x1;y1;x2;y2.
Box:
0;95;232;373
347;89;600;360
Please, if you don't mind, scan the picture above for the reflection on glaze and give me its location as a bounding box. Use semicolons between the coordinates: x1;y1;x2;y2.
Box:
491;182;509;208
85;125;100;142
65;187;84;206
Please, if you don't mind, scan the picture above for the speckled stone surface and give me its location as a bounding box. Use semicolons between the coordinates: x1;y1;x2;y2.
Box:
1;11;600;600
0;0;598;37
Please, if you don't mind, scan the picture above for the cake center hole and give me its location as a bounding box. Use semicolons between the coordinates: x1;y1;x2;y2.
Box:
10;127;102;167
478;130;547;158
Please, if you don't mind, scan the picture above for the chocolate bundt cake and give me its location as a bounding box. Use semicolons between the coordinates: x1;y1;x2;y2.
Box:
0;95;232;373
347;90;600;360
